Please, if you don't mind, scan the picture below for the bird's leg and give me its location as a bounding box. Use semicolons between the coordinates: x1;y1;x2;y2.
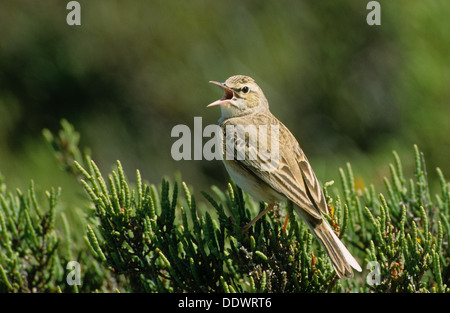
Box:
241;203;275;232
282;212;290;233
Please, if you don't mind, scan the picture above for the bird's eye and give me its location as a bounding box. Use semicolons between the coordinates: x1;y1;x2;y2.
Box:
242;86;249;93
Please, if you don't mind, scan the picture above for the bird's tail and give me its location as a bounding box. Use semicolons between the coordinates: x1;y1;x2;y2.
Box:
295;207;362;278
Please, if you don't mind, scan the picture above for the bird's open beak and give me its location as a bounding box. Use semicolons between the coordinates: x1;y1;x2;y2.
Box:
207;81;235;107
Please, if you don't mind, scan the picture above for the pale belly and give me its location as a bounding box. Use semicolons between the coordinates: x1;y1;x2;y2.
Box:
223;159;284;204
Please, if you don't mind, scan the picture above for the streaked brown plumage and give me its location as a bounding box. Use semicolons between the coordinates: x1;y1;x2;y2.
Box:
208;75;362;278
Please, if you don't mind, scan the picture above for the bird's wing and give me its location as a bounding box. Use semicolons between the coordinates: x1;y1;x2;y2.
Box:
222;114;328;220
295;146;329;215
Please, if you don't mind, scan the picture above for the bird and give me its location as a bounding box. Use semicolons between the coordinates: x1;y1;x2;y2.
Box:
207;74;362;278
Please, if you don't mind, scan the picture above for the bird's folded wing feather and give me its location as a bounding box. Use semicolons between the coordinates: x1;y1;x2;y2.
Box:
224;115;328;220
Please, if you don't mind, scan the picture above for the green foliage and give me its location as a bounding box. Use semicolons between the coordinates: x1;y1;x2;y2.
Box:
42;119;90;176
75;158;341;292
71;146;449;293
1;120;449;293
356;146;449;292
0;178;62;292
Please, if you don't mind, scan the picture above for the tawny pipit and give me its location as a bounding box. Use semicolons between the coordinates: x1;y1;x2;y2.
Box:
208;75;362;278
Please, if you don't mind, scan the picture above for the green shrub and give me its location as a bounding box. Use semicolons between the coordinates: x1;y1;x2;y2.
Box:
0;179;62;292
0;120;448;292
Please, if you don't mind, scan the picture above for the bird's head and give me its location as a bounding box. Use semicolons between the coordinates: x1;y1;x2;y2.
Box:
208;75;269;121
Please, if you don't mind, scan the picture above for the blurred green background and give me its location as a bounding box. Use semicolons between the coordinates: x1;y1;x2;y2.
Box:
1;0;449;203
